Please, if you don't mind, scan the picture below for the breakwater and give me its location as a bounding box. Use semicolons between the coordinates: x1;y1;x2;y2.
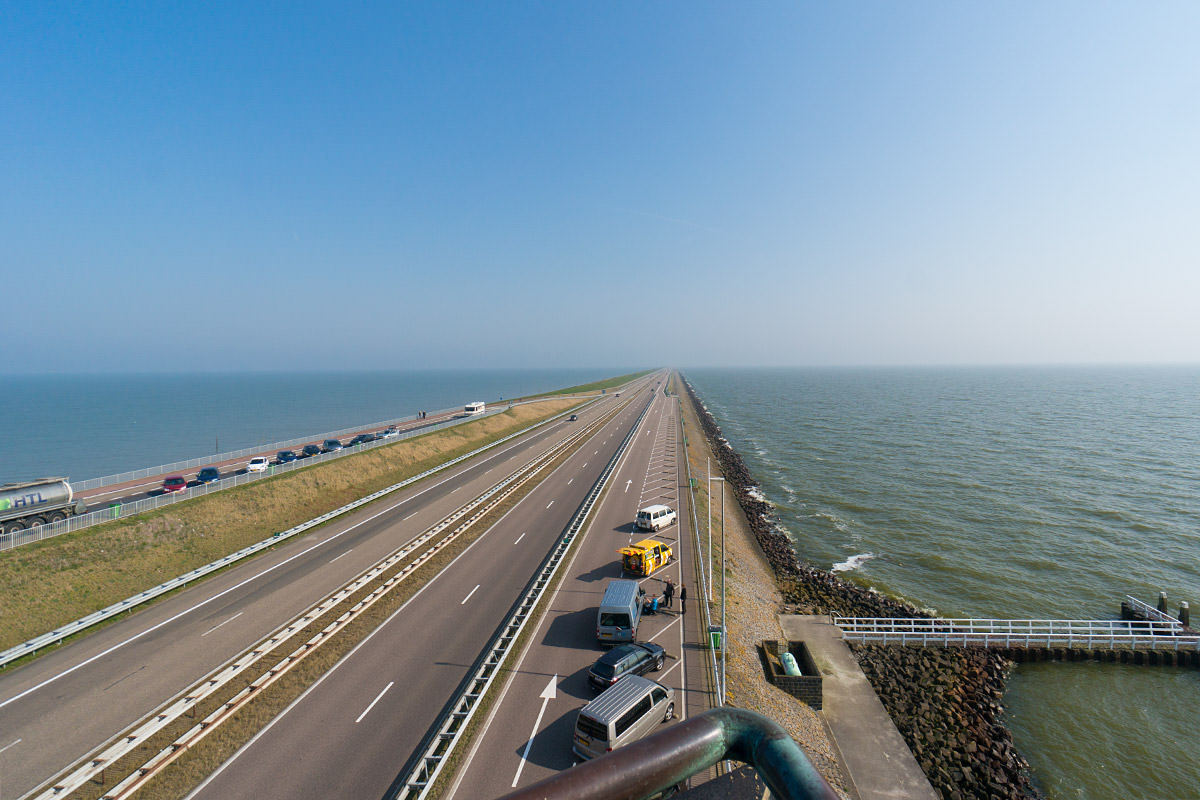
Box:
680;376;1042;800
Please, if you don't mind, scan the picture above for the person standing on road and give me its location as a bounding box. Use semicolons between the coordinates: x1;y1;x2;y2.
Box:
679;583;687;614
663;578;675;608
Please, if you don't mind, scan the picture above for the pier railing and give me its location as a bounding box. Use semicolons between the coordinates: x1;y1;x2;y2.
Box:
835;616;1200;651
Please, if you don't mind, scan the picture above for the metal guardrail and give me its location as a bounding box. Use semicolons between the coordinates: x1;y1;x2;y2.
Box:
836;616;1200;651
0;401;595;669
0;409;508;553
394;393;652;800
496;707;839;800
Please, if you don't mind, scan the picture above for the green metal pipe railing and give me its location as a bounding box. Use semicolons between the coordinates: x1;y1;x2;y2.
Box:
498;707;839;800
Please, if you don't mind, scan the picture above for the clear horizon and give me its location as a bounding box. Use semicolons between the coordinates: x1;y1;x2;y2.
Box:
4;3;1198;372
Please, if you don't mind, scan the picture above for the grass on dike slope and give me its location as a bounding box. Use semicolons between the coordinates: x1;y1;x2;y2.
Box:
510;369;652;401
0;397;584;652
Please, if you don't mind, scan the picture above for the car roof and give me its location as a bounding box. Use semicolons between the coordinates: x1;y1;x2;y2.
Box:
579;675;666;722
638;504;673;514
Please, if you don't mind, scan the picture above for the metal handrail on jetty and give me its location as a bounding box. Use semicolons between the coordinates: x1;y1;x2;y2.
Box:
835;616;1200;651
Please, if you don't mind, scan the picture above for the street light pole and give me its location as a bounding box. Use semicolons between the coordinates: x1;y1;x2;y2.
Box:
719;478;726;705
706;458;712;602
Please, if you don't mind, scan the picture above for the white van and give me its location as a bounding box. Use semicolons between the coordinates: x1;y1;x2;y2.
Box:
635;504;677;532
572;675;675;760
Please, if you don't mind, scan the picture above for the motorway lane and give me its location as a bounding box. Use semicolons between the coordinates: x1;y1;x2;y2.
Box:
0;392;641;800
185;386;659;800
447;385;693;798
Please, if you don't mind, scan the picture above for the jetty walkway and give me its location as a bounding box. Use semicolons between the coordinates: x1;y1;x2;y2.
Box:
835;595;1200;666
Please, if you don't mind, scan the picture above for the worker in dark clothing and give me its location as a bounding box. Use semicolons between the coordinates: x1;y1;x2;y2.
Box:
663;578;675;608
679;583;687;614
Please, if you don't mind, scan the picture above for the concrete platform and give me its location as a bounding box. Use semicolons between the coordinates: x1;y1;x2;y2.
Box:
779;615;938;800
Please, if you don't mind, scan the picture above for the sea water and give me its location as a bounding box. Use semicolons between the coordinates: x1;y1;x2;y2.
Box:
685;366;1200;800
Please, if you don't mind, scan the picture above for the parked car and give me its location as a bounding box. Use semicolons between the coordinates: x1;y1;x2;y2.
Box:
569;414;578;422
248;456;270;472
301;444;323;458
196;467;221;484
276;450;297;464
322;439;344;453
587;642;666;691
348;433;377;446
380;427;399;438
161;475;188;493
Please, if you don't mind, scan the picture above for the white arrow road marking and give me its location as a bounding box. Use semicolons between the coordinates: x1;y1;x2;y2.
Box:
625;479;632;493
512;675;557;787
356;681;394;723
461;584;481;604
201;612;243;637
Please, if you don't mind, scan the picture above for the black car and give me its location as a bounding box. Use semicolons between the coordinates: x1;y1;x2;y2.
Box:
587;642;666;690
348;433;377;446
276;450;298;463
196;466;221;484
301;444;322;458
322;439;344;453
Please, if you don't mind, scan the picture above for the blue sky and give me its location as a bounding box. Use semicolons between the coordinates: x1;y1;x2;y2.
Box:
3;2;1198;372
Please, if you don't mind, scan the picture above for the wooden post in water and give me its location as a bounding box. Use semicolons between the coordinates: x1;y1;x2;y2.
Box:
1180;601;1190;628
1158;591;1168;613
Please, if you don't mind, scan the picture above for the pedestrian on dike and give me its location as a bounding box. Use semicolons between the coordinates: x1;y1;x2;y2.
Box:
679;583;687;614
663;578;675;608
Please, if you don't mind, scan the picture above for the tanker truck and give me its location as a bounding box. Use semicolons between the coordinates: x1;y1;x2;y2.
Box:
0;477;88;535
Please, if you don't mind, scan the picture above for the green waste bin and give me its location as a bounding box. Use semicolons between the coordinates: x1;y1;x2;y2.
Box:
108;503;120;519
708;625;722;650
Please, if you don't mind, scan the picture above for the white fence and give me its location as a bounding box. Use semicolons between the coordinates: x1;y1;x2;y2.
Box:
835;616;1200;651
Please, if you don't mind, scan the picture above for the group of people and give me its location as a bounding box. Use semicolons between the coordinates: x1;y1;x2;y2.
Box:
643;576;687;615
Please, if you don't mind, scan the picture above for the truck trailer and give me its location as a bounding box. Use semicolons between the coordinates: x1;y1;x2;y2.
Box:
0;477;88;535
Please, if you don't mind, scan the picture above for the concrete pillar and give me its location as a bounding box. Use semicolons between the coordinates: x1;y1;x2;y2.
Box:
1158;591;1168;613
1180;601;1190;628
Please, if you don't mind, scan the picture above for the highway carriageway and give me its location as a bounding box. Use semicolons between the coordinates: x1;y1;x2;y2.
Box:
187;379;687;799
0;377;660;800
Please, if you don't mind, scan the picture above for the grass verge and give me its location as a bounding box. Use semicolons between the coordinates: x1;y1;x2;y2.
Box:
0;398;583;652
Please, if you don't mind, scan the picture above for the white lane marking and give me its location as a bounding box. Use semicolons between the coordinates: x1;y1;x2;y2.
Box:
581;463;587;469
1;737;21;754
512;675;557;787
645;616;680;644
450;486;461;493
355;681;394;723
514;533;526;545
567;478;573;485
201;612;244;637
546;501;554;509
461;584;481;605
329;549;353;563
403;512;419;521
594;450;598;454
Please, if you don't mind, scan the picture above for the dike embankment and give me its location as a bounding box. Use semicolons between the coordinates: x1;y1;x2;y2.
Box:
680;377;1042;800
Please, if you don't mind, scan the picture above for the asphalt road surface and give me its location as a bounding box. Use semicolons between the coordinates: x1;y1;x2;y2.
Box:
184;384;661;799
0;377;659;799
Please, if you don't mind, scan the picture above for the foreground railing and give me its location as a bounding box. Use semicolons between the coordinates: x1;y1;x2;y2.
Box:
836;616;1200;651
496;708;838;800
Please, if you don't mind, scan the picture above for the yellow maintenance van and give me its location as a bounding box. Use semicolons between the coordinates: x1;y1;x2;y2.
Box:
619;539;673;577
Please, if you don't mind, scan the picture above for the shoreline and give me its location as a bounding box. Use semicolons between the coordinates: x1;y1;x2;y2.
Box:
679;374;1043;800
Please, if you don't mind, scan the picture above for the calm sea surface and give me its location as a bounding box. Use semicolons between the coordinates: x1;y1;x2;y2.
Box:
685;366;1200;800
0;369;622;483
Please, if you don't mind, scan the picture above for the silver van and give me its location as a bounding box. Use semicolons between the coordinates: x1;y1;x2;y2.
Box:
573;675;676;760
596;579;644;646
